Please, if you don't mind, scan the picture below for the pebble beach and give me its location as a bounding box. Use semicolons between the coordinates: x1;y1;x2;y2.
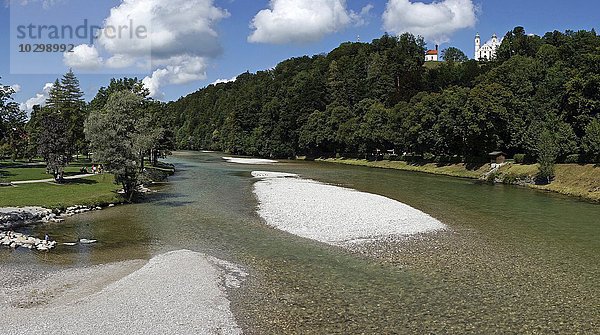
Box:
0;250;246;335
252;171;447;245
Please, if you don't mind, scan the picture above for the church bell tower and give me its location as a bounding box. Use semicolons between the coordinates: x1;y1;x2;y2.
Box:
475;33;481;60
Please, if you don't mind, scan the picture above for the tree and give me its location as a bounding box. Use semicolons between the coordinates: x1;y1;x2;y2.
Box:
60;70;87;156
441;47;468;62
1;81;27;159
89;77;149;111
582;118;600;163
36;108;70;179
496;27;543;62
85;91;145;201
536;129;558;183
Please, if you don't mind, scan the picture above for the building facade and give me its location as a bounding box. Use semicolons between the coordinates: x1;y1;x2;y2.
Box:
475;33;501;61
425;45;439;62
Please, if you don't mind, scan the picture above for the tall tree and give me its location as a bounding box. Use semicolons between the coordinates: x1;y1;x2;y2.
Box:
85;91;145;201
60;70;87;156
0;81;27;160
441;47;469;62
536;129;558;183
36;108;69;179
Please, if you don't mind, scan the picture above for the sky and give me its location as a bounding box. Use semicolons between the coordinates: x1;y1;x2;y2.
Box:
1;0;599;112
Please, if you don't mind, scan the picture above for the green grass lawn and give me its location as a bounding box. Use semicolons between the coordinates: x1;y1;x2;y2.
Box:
0;174;122;209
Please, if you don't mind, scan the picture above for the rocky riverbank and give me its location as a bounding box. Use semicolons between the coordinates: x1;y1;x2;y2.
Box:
0;204;119;230
0;231;57;251
0;204;120;252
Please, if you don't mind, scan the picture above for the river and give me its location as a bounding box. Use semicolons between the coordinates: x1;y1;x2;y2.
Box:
1;151;598;333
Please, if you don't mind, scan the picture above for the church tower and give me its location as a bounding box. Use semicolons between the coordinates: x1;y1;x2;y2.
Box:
475;33;481;60
492;33;498;44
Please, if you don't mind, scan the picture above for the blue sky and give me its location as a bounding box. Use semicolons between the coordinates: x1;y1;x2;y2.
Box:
1;0;599;111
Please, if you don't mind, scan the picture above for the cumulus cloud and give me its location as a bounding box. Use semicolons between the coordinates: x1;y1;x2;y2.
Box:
142;55;209;98
210;76;237;86
350;4;374;27
10;84;21;93
62;0;229;98
249;0;371;44
63;45;103;70
20;82;53;114
382;0;477;43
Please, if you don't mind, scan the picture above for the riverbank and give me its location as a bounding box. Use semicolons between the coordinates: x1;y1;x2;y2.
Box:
0;250;246;334
0;174;122;209
318;158;600;203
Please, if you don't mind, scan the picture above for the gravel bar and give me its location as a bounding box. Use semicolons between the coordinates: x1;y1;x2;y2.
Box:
252;171;446;245
0;250;245;335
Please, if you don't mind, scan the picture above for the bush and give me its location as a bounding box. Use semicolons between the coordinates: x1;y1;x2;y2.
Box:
402;154;419;162
423;153;435;162
513;154;526;164
563;154;582;164
486;171;499;183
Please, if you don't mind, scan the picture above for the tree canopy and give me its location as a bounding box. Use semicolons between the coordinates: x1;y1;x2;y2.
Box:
165;28;600;165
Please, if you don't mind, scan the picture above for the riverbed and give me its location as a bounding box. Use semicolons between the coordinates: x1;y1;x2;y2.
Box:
1;151;598;333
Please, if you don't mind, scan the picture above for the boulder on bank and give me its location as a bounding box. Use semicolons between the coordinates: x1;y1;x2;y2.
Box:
0;207;53;230
0;231;56;251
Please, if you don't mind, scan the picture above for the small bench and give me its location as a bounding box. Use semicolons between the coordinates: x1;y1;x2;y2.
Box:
0;182;13;187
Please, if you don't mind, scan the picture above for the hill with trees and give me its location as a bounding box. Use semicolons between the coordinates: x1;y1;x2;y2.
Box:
166;27;600;173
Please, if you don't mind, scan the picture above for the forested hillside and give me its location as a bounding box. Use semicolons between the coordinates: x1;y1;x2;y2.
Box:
166;27;600;164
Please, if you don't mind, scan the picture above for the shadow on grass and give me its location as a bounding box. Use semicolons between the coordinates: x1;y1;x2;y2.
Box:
0;169;16;178
61;178;99;185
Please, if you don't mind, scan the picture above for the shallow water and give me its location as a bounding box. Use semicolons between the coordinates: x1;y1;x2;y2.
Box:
1;151;598;333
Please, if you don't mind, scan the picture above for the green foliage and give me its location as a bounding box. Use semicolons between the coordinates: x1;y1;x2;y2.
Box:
581;118;600;162
162;29;600;165
441;47;468;62
537;129;558;183
496;26;544;62
35;108;70;178
564;154;582;164
85;91;145;201
0;80;27;160
513;154;527;164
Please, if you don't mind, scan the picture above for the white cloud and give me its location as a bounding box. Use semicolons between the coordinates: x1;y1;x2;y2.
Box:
210;76;237;86
249;0;370;44
64;44;103;70
61;0;229;98
350;4;374;27
20;82;53;114
143;55;209;98
10;84;21;93
105;54;136;69
382;0;477;44
142;69;169;100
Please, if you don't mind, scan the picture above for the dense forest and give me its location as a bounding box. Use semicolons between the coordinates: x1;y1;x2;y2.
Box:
166;27;600;165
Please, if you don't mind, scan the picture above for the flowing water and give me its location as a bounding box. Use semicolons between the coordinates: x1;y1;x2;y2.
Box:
1;151;598;333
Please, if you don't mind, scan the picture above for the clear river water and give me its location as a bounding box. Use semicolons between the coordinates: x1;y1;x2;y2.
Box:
1;151;598;333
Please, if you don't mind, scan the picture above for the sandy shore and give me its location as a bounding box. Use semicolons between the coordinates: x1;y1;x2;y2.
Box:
223;157;278;165
252;171;446;245
0;250;246;334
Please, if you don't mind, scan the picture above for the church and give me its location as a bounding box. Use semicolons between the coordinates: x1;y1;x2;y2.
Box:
475;33;501;61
